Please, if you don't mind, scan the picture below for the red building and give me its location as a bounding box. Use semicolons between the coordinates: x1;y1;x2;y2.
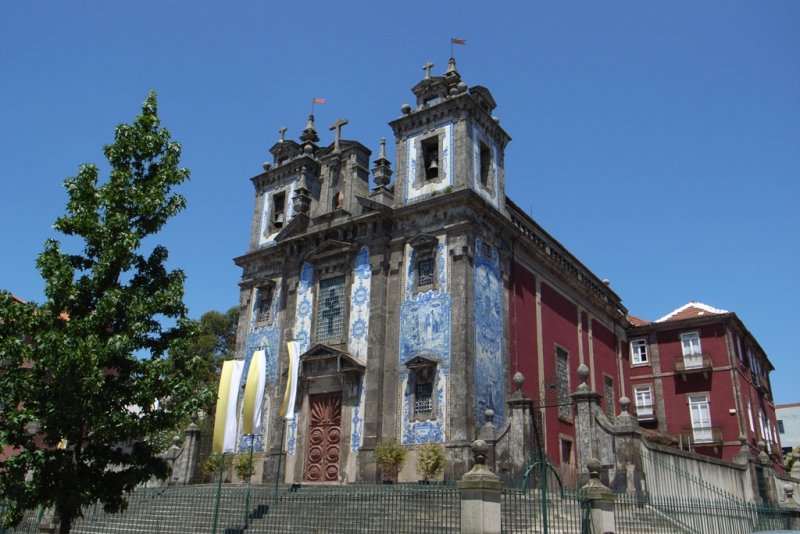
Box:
507;207;629;473
626;302;782;469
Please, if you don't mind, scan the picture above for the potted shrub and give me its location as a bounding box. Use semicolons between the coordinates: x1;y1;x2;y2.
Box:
201;452;230;483
234;453;256;482
375;440;407;484
417;443;446;483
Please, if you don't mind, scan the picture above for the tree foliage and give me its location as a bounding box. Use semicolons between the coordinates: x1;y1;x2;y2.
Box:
0;92;211;533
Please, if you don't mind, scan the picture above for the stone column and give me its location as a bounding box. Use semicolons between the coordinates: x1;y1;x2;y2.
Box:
174;419;201;485
504;372;536;478
757;441;779;504
571;364;602;476
458;440;503;534
780;485;800;529
581;458;617;534
477;408;497;472
612;396;644;495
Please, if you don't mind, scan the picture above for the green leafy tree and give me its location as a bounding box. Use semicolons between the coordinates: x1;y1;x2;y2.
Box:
0;92;211;533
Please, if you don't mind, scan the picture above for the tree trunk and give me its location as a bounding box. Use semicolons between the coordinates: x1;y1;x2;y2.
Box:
57;508;72;534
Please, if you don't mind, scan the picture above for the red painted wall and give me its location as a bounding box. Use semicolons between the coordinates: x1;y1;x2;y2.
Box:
509;261;538;391
592;319;620;417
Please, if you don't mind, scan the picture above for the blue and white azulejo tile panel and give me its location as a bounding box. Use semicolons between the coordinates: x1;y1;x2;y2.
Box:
238;282;283;452
473;237;504;428
348;247;371;451
398;237;451;444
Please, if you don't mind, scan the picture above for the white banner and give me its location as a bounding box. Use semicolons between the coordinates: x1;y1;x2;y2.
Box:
242;350;267;436
280;341;300;420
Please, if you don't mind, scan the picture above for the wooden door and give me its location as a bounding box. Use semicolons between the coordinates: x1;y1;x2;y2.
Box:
304;392;342;481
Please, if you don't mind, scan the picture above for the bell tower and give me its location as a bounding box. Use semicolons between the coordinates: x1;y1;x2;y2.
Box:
389;57;511;210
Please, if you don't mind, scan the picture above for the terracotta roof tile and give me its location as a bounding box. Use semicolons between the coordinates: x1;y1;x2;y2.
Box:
655;302;728;323
627;314;650;326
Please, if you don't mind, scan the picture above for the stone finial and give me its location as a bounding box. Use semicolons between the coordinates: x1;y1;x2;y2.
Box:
784;483;794;500
300;114;319;144
378;137;387;160
513;371;525;391
372;137;393;188
575;363;591;394
172;435;181;447
262;161;272;171
619;396;630;414
586;457;602;479
422;61;434;79
739;434;748;446
757;440;770;464
400;103;412;115
278;126;287;143
577;363;590;383
445;56;459;79
484;408;495;425
472;439;489;465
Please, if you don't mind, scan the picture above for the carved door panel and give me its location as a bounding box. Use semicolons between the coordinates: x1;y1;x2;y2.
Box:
304;392;342;482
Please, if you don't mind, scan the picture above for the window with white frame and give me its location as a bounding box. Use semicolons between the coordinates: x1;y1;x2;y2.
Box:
634;386;654;418
680;332;702;368
689;395;712;443
630;338;648;365
748;400;755;433
737;336;744;362
556;347;570;419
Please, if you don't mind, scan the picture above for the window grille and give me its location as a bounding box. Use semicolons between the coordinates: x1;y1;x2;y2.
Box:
556;348;570;419
414;382;433;416
480;241;493;259
255;285;274;324
417;257;434;288
316;276;346;342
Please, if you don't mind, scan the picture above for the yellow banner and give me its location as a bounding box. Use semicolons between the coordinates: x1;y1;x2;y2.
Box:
280;341;299;418
212;360;235;453
242;350;264;435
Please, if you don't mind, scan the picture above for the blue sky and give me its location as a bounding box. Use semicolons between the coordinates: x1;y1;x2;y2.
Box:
1;2;798;403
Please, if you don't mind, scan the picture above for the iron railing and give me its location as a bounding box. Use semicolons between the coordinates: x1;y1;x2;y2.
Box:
2;483;461;534
615;493;793;534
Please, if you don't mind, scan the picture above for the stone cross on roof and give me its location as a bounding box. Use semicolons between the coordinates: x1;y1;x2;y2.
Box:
278;127;287;143
423;62;434;79
329;118;348;152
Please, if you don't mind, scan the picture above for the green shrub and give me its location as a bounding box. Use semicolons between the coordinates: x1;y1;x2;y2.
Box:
417;443;446;481
375;440;407;482
234;453;256;482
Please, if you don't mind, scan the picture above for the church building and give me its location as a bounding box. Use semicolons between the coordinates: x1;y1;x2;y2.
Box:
233;58;641;483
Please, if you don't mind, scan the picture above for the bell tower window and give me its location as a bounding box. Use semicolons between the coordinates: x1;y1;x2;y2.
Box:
479;142;492;188
271;191;286;232
421;137;439;180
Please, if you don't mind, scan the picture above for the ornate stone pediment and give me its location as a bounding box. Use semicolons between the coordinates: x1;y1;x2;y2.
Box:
300;343;366;380
304;240;356;263
408;233;438;251
404;355;438;371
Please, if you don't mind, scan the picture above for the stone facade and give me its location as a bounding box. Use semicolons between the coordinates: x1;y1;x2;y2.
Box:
231;58;628;484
